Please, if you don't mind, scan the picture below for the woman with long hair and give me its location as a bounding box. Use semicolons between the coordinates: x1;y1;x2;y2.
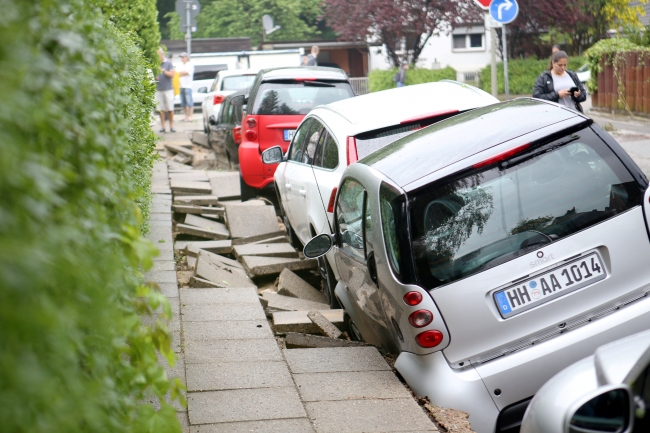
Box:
533;50;587;112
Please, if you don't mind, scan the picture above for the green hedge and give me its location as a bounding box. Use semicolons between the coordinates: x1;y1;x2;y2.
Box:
584;38;648;93
478;57;585;95
369;66;457;92
0;1;182;432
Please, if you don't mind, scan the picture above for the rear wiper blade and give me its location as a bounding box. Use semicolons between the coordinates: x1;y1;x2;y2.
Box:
500;135;580;170
302;81;335;87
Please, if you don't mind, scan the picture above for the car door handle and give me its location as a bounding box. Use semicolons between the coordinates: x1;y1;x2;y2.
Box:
299;189;307;197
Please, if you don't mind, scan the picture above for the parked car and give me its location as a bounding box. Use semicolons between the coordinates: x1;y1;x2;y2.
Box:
208;89;245;169
201;69;258;133
173;64;228;109
299;98;650;433
233;66;355;201
521;329;650;433
265;81;498;306
576;63;591;85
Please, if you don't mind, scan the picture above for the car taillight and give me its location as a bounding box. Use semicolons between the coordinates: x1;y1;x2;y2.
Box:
346;136;358;165
416;330;443;348
213;94;224;105
403;291;423;306
473;143;530;169
327;187;337;213
246;117;257;128
245;130;257;141
408;310;433;328
232;126;242;145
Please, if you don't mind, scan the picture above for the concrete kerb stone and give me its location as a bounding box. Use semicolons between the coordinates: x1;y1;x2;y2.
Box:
262;293;330;312
284;347;391;374
186;361;294;392
174;195;220;206
272;310;345;334
170;181;213;195
293;371;413;402
278;268;327;304
307;310;342;339
231;231;286;245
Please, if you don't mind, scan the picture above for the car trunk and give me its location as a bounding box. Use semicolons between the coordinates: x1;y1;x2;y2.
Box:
258;115;303;153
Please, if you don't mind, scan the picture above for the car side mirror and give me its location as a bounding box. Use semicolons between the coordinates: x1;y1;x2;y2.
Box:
197;87;208;93
261;146;285;164
208;115;217;126
231;94;246;107
568;388;631;433
303;233;335;259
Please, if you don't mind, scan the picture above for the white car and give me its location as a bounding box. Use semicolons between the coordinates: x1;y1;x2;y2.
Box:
201;69;258;132
268;81;498;307
173;64;228;110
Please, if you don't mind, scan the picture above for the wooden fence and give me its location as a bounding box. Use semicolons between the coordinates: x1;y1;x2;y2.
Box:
592;51;650;116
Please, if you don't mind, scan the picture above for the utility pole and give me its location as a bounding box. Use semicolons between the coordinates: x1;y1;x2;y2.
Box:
502;25;509;100
490;26;497;97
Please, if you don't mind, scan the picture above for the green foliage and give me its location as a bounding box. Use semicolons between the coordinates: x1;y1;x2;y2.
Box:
0;1;181;432
369;67;457;92
584;38;647;92
478;56;585;95
628;25;650;47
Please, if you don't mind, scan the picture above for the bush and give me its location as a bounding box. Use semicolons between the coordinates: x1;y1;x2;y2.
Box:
0;1;182;432
584;38;648;92
368;66;457;92
478;56;585;95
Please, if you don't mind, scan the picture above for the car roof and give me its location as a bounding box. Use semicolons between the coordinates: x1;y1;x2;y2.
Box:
360;98;590;189
319;81;499;136
260;66;348;81
217;69;259;78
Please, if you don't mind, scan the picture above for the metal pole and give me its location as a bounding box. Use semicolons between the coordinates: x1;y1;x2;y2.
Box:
185;1;191;55
502;24;509;100
490;26;497;98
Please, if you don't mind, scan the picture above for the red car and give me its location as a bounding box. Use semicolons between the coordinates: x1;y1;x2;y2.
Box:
234;67;354;200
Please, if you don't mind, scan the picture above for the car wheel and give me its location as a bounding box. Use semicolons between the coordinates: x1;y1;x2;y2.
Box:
239;174;258;201
319;256;341;308
344;313;364;342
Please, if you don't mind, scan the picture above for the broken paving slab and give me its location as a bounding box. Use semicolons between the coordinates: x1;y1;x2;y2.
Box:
307;310;342;339
261;293;329;312
186;361;294;392
225;204;279;239
250;235;289;244
165;143;194;157
167;160;193;171
180;287;259;305
184;240;232;256
207;171;240;199
195;256;256;288
284;347;391;374
176;223;229;240
184;214;230;238
242;256;317;277
191;131;209;147
283;333;369;349
197;250;244;271
171;204;204;214
168;171;208;182
272;310;345;334
231;230;286;245
233;243;298;260
189;276;220;288
278;268;327;304
174;195;220;206
170;180;212;195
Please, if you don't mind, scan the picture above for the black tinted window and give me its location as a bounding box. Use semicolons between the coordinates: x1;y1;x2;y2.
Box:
288;118;321;162
319;133;339;169
252;82;354;115
407;128;644;289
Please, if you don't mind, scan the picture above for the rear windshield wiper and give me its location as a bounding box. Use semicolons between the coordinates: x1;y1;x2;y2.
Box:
500;135;580;170
302;81;336;87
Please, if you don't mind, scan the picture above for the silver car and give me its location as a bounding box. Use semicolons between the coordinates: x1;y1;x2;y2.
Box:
303;98;650;433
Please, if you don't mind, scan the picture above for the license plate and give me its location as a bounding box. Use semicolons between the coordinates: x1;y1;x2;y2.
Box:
494;252;606;318
283;129;295;141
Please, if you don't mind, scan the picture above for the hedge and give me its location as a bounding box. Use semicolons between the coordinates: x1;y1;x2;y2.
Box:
369;66;457;92
478;56;585;95
584;38;647;93
0;1;182;432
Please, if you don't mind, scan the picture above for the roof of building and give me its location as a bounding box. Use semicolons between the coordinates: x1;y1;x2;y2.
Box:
161;38;252;55
632;1;650;26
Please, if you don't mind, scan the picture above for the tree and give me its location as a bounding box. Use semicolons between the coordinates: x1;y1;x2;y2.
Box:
323;0;483;66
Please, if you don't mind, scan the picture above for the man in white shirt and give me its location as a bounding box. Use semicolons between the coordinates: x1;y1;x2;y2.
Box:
177;52;195;122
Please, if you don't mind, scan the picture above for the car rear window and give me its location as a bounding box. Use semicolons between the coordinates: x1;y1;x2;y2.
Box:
252;81;354;115
401;127;644;289
221;75;256;91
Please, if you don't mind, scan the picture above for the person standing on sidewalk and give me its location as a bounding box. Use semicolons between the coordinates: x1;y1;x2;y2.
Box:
533;50;587;112
156;48;176;133
177;52;195;122
393;63;408;88
306;46;319;66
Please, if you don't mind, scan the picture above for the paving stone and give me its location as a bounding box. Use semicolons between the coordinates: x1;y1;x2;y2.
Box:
186;361;293;391
182;320;273;341
262;293;329;312
284;347;391;374
154;249;175;262
191;131;209;147
149;219;172;228
250;235;289;244
175;195;220;206
172;204;204;214
188;276;218;288
172;330;181;353
176;223;229;240
272;310;345;334
172;204;224;216
150;213;172;221
181;304;266;322
184;338;282;364
278;269;327;304
307;310;342;339
151;187;172;194
293;371;412;402
180;287;258;305
284;333;370;349
305;399;437;433
151;203;172;214
226;205;279;239
177;412;190;433
231;231;287;245
243;256;317;277
165;143;194;157
169;171;209;182
207;171;240;199
182;240;233;256
194;259;256;288
184;214;229;235
198;249;243;270
172;154;193;165
187;387;306;425
151;260;176;272
187;256;197;268
171;181;213;195
158;283;180;298
233;243;298;259
168;160;193;170
146;270;177;284
189;418;315;433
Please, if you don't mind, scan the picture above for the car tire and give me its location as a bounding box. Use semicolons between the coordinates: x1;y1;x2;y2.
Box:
239;174;258;201
319;256;341;308
344;312;364;342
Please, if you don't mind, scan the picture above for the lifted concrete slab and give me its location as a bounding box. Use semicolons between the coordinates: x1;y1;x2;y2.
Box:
188;418;315;433
184;240;232;256
226;205;279;239
176;223;229;240
184;338;282;364
167;160;193;170
198;249;244;270
293;371;412;402
283;333;369;349
174;195;220;206
182;320;273;341
187;387;306;425
284;347;391;374
194;258;255;287
278;269;327;304
207;171;240;200
180;287;258;305
169;171;208;182
181;303;266;322
250;235;289;244
184;214;230;237
191;131;209;147
272;310;345;334
307;310;342;339
189;276;219;288
186;361;293;392
165;143;194;157
233;243;298;260
242;256;317;277
305;399;436;433
262;293;329;312
231;231;286;245
170;180;213;195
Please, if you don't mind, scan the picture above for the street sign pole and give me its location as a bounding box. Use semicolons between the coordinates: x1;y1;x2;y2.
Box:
489;0;518;100
185;1;191;55
502;24;509;100
491;26;498;97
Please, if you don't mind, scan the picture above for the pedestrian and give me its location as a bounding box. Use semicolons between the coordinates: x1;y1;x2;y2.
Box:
306;46;319;66
533;50;587;112
393;63;408;88
302;55;309;66
155;47;176;133
548;44;561;69
177;52;195;122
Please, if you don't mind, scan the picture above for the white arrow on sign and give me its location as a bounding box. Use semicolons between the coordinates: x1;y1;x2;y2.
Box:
498;0;513;20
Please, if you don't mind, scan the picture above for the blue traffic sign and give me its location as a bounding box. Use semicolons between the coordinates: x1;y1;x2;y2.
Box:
489;0;519;24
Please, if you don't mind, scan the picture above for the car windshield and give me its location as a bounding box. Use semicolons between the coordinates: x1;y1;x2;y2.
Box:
252;82;354;115
399;127;644;289
221;75;256;91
